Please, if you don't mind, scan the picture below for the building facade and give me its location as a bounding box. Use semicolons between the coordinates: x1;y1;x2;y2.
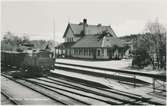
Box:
56;19;127;60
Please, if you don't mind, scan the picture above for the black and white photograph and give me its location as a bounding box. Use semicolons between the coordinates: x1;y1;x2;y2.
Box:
1;0;166;105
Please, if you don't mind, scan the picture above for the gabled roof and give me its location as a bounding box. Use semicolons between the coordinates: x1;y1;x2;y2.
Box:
102;37;125;47
72;35;103;48
63;23;117;38
72;35;125;48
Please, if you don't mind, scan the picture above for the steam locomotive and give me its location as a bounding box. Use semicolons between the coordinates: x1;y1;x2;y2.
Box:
1;48;55;78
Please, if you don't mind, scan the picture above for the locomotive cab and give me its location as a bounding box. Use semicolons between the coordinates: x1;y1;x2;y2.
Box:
36;50;55;71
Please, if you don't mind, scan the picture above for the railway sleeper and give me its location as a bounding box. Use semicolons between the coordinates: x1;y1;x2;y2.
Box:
49;72;164;105
24;79;110;105
47;75;144;100
36;77;143;105
26;78;138;105
54;65;149;85
2;74;66;105
19;79;88;105
1;90;20;105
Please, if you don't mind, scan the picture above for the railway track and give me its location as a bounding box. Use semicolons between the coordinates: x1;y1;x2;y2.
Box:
33;77;148;104
54;62;166;88
1;74;68;105
3;72;164;105
2;74;105;105
52;64;166;105
2;65;165;105
3;74;139;105
55;62;166;81
45;76;142;98
1;91;20;105
50;72;166;105
26;79;124;105
54;62;150;87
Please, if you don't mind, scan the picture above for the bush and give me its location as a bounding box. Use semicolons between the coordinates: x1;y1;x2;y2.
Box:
132;49;151;69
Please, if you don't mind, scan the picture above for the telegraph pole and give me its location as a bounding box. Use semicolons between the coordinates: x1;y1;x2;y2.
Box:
53;17;56;46
53;17;56;60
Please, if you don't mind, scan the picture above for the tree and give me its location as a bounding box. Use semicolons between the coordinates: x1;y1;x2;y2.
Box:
97;30;113;40
1;32;31;51
132;19;166;70
1;32;20;51
132;36;152;68
144;19;166;69
132;48;151;68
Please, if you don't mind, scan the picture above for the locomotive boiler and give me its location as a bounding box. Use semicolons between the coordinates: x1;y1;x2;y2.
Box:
1;49;55;78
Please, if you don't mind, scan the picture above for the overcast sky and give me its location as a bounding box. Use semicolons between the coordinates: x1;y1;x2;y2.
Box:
2;0;167;42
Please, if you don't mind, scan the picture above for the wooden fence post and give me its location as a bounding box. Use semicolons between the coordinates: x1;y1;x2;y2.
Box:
134;74;136;88
153;78;155;92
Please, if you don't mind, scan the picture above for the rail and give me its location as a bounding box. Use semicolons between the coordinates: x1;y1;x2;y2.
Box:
55;62;166;81
1;74;66;105
55;62;166;91
1;91;20;105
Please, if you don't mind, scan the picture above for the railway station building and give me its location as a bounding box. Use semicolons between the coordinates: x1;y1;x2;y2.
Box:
55;19;128;60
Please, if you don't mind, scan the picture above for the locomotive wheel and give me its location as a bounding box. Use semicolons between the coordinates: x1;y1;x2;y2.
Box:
42;70;50;77
26;67;43;77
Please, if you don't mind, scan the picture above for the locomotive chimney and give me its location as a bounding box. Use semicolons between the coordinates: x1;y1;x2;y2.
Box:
83;18;87;35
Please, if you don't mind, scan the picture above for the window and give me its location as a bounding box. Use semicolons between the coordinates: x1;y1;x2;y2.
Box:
81;48;83;55
79;48;82;55
77;49;79;55
84;48;86;56
85;48;88;55
97;50;100;56
74;49;76;55
75;49;77;55
88;48;91;56
102;48;104;54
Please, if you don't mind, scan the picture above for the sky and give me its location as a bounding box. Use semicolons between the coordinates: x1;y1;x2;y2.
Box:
1;0;167;42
